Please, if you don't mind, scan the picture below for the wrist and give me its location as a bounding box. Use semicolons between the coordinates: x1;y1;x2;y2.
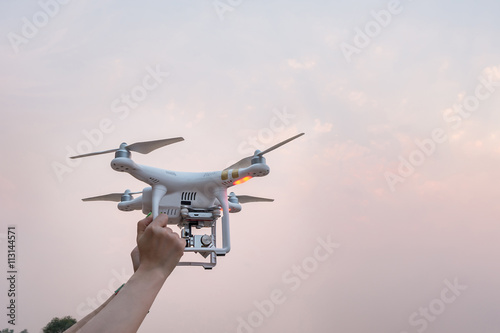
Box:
135;264;171;283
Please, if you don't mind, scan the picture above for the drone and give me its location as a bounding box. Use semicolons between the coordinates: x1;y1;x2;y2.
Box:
72;133;304;269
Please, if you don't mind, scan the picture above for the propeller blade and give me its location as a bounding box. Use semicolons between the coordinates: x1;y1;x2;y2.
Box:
82;191;142;202
126;137;184;154
257;133;304;156
70;137;184;159
224;133;304;170
235;195;274;204
71;148;118;159
224;156;253;171
82;193;123;202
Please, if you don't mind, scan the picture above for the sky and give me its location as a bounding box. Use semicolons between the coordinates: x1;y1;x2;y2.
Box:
1;0;500;332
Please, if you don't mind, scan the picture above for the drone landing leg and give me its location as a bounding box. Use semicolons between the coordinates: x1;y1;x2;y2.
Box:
151;185;167;218
214;189;231;255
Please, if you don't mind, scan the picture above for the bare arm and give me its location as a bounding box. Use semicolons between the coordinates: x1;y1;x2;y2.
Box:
64;292;117;333
74;214;184;333
65;248;138;332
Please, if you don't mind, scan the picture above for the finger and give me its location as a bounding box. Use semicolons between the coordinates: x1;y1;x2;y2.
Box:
164;227;181;238
151;213;169;228
137;215;154;240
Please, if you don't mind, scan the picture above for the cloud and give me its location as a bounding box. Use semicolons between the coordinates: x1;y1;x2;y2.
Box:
185;111;205;128
482;65;500;81
313;119;333;133
287;58;316;69
322;140;370;163
348;90;366;106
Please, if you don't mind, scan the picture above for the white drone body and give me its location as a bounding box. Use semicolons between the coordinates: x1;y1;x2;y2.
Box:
73;133;304;269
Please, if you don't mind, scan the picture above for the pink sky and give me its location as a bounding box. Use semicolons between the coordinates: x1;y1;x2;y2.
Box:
1;1;500;332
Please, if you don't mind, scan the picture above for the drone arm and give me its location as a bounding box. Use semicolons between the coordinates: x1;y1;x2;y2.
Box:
117;196;143;212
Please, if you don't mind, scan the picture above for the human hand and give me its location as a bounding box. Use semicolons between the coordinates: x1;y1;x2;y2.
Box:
131;246;140;272
131;215;153;272
136;214;185;279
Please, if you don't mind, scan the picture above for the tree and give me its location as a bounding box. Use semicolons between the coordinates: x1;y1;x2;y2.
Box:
1;328;28;333
43;316;76;333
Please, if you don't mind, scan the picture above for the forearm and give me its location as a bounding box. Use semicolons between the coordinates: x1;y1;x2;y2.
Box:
64;292;117;333
77;267;169;333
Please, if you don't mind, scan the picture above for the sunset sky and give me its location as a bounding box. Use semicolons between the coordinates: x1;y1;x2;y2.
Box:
1;0;500;332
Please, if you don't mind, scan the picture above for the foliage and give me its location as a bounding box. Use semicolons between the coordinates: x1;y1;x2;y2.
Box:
1;327;28;332
42;316;77;333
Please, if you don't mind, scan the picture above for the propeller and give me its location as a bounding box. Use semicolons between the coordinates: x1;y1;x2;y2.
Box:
225;133;304;170
82;189;142;202
228;192;274;204
70;137;184;159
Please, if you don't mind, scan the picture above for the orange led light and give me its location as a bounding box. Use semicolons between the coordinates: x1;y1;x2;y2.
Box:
233;176;252;185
